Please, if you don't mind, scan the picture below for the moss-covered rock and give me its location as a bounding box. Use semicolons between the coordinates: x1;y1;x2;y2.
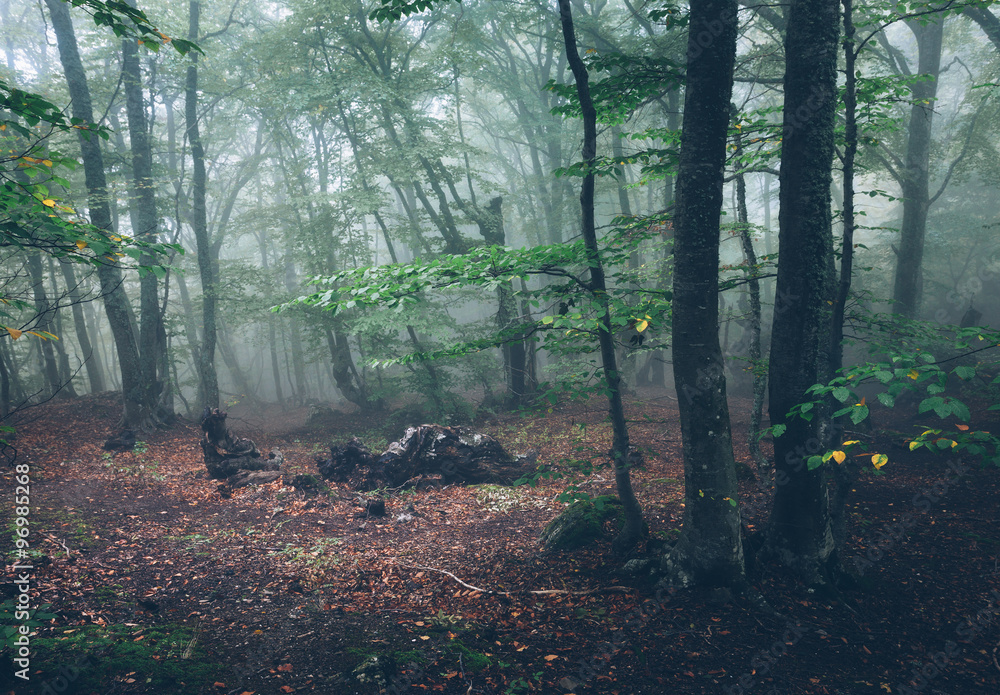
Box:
540;495;623;551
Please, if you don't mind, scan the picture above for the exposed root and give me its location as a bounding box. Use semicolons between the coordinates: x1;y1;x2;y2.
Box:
393;561;631;597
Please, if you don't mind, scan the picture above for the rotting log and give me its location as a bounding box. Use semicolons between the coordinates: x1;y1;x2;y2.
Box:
200;407;281;479
317;425;527;491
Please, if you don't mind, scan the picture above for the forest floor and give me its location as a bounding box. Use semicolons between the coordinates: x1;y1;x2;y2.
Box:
2;390;1000;694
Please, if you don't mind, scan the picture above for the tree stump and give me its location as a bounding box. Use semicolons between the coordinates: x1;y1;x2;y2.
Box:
317;425;524;491
200;408;279;479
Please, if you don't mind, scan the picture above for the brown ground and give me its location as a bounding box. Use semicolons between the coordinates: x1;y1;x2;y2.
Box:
1;390;999;694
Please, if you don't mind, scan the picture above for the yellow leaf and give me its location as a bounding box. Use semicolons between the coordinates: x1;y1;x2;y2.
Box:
636;319;649;333
76;240;87;250
7;328;21;340
831;450;846;464
871;454;888;469
855;396;866;407
909;441;921;451
41;159;52;167
907;369;919;380
42;199;55;207
843;440;860;446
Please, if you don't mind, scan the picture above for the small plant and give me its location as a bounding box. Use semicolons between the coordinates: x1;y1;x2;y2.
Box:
0;599;57;653
505;671;544;694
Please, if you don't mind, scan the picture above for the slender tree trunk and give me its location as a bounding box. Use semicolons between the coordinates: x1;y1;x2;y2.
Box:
122;20;169;420
733;116;768;475
46;257;79;395
185;0;219;409
558;0;644;553
828;0;865;554
892;17;944;318
658;0;745;590
25;254;65;397
765;0;840;589
0;340;10;415
45;0;146;427
59;262;106;392
256;232;285;404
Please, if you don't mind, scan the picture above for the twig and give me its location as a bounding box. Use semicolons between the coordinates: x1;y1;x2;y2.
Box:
393;561;631;597
181;619;201;659
41;533;72;559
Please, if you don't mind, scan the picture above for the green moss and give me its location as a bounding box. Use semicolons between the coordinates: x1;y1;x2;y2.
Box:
10;623;223;693
539;495;623;551
445;640;491;672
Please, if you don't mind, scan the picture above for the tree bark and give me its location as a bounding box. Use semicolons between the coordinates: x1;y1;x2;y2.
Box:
733;114;768;475
658;0;745;590
765;0;840;588
25;253;65;397
59;261;106;392
891;17;943;318
122;19;169;420
558;0;644;554
185;0;219;409
45;0;147;428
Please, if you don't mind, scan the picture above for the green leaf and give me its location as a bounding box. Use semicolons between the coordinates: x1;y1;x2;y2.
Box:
832;386;850;402
806;455;825;471
877;392;895;407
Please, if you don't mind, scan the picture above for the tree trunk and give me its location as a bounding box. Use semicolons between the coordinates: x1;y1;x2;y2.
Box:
59;261;106;392
765;0;840;589
45;0;147;427
122;19;169;420
891;17;944;318
558;0;644;554
47;257;79;395
25;253;65;397
733;114;768;475
658;0;745;590
185;0;219;410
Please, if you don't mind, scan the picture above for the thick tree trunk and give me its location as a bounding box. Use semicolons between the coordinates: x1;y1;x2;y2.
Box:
891;18;943;318
558;0;644;554
186;0;219;410
658;0;745;590
45;0;147;428
765;0;840;588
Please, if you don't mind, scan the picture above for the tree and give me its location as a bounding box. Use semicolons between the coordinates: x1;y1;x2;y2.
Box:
765;0;841;588
657;0;746;590
185;0;219;410
44;0;152;429
891;15;945;318
556;0;644;553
